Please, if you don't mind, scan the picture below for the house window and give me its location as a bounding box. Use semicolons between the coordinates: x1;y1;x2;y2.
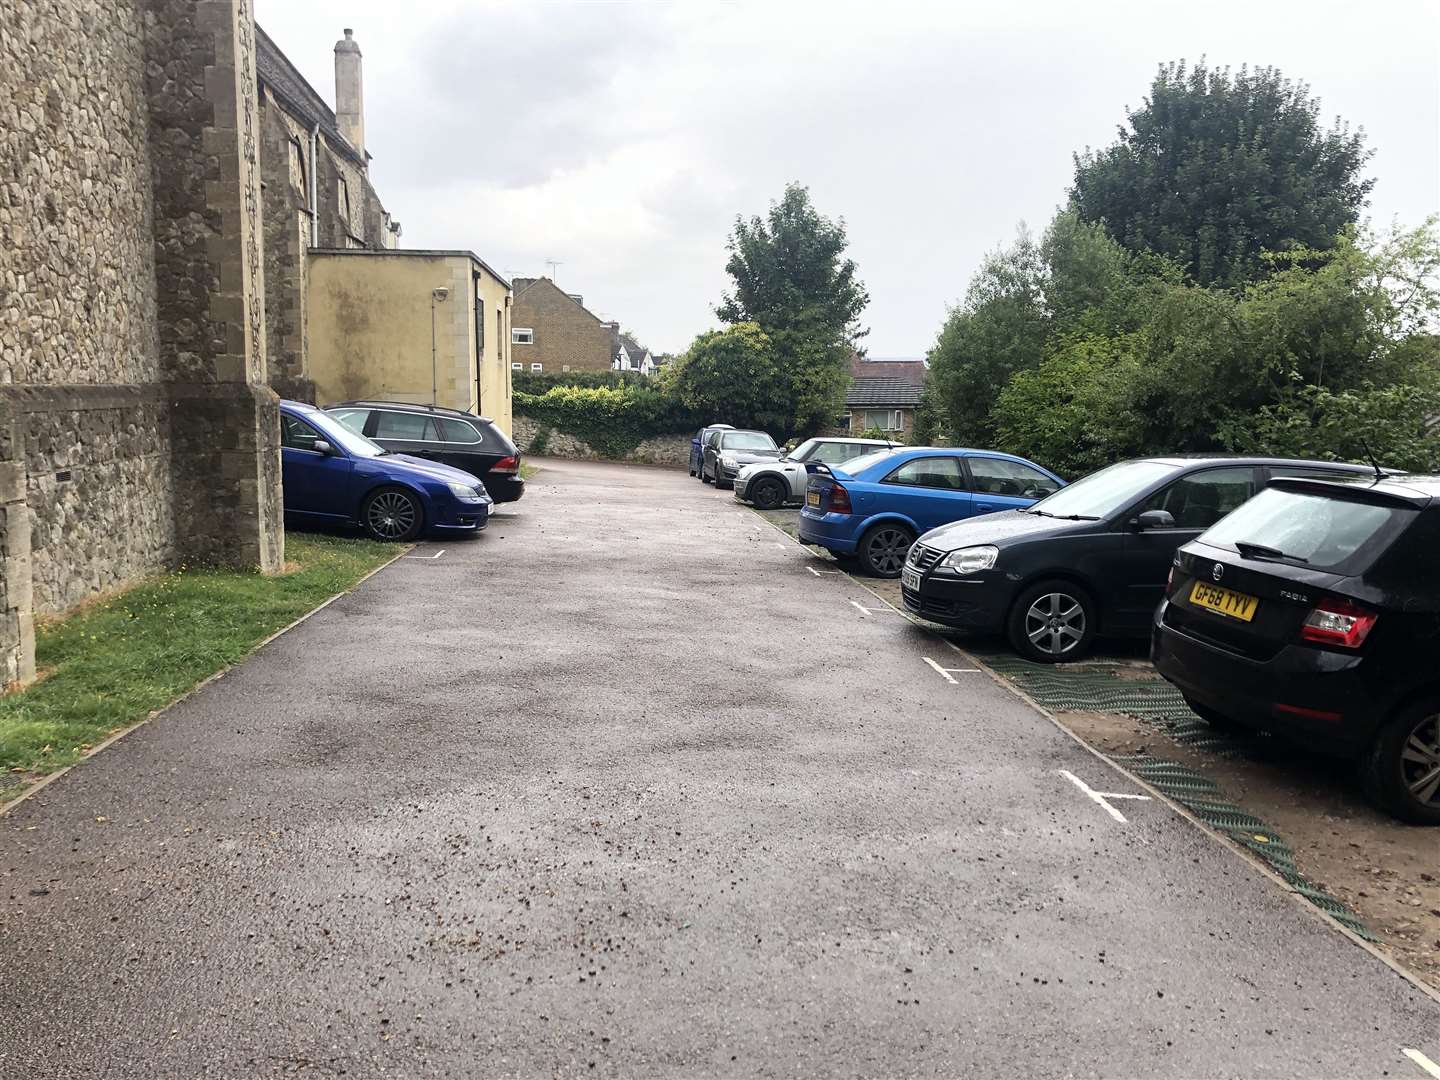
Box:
497;310;504;363
511;362;522;371
336;175;350;220
863;409;904;431
531;363;543;373
512;327;534;345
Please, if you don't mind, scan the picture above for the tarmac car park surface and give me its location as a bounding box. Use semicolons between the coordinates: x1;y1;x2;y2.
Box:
3;459;1438;1078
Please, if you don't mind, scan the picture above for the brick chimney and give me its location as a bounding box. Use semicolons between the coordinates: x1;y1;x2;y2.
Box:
334;28;364;157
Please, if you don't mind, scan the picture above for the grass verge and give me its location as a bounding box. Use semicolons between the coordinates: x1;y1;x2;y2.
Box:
520;462;541;481
1;533;396;801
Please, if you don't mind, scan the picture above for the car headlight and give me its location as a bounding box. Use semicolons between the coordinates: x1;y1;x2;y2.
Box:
721;455;738;468
447;482;484;502
942;545;998;574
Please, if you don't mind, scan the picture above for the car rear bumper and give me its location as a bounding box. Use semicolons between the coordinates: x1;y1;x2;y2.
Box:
798;511;858;554
486;475;525;502
901;572;1012;630
1151;600;1380;754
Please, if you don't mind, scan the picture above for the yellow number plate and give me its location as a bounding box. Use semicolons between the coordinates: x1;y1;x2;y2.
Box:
806;490;821;508
1189;581;1259;622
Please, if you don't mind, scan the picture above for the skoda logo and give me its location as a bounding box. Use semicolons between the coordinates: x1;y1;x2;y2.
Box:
1211;563;1224;583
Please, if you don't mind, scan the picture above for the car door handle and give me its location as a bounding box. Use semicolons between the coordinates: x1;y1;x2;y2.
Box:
975;502;996;513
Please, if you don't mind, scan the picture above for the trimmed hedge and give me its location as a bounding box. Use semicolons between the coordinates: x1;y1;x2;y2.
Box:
514;384;702;458
513;370;650;395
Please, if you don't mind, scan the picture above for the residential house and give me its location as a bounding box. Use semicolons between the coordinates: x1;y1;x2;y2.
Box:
614;333;655;375
307;250;513;435
842;357;930;440
256;26;401;400
510;277;619;374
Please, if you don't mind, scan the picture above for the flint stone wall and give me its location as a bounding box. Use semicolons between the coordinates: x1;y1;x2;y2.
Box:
0;0;283;688
512;414;690;469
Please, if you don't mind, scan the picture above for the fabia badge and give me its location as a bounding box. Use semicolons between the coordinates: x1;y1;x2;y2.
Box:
1212;563;1225;583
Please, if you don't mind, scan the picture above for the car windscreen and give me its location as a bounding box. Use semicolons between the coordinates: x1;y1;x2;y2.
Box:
309;409;386;458
722;432;776;450
1026;460;1178;519
785;438;819;461
1199;486;1415;571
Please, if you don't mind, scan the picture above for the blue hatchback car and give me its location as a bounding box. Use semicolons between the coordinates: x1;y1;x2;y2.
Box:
799;447;1064;576
279;400;492;541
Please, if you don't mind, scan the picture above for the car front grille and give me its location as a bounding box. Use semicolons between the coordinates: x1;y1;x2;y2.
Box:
908;544;944;572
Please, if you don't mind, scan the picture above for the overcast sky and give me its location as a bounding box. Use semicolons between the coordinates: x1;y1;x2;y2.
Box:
258;0;1439;358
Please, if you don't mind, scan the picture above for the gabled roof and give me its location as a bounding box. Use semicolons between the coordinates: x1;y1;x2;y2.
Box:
255;24;366;168
618;333;650;361
846;377;925;408
512;276;607;326
850;355;929;382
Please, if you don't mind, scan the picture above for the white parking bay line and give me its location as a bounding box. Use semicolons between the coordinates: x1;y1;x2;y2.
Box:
404;549;446;560
1405;1049;1440;1080
848;599;906;617
1058;769;1152;824
923;657;958;684
808;567;842;577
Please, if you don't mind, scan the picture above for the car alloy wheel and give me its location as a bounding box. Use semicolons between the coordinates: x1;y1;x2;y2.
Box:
1023;591;1086;658
365;489;419;541
1362;699;1440;825
863;526;913;577
1401;711;1440;809
752;477;785;510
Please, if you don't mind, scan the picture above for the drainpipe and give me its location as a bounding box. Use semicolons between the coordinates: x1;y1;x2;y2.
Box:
308;123;320;246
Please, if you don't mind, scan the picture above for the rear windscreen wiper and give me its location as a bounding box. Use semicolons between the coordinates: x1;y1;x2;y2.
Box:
1234;540;1307;563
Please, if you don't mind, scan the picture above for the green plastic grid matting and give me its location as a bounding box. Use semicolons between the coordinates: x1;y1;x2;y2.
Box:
965;647;1265;756
961;646;1374;940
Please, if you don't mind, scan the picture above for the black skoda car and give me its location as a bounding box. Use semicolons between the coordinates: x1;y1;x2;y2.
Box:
327;401;525;503
1153;474;1440;825
901;456;1375;663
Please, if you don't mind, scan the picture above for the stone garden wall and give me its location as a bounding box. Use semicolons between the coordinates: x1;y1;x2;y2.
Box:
512;414;691;468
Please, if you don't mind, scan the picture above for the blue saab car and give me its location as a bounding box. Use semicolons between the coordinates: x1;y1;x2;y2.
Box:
279;400;492;542
799;447;1064;576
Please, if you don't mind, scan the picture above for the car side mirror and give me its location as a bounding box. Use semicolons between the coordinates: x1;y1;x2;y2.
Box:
312;440;333;455
1135;509;1175;530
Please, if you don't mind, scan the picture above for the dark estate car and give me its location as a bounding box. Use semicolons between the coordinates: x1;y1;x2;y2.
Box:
1153;474;1440;825
701;429;782;488
689;424;734;478
901;456;1377;662
328;401;525;503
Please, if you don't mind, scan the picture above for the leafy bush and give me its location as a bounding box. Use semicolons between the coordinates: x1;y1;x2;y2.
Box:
1219;382;1440;473
513;384;701;458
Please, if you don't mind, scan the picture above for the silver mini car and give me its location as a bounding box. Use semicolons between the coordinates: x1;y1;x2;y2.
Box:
733;437;896;510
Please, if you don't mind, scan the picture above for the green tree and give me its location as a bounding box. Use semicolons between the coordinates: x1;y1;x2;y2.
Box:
715;183;868;435
1072;60;1373;287
670;323;791;432
927;227;1047;444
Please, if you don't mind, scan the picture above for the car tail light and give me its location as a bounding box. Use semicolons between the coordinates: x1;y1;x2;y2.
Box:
492;455;519;474
1300;598;1378;649
1166;564;1177;595
828;483;852;514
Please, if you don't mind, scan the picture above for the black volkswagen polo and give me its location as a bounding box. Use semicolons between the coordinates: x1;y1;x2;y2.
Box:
328;401;525;503
1153;474;1440;825
901;456;1374;663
